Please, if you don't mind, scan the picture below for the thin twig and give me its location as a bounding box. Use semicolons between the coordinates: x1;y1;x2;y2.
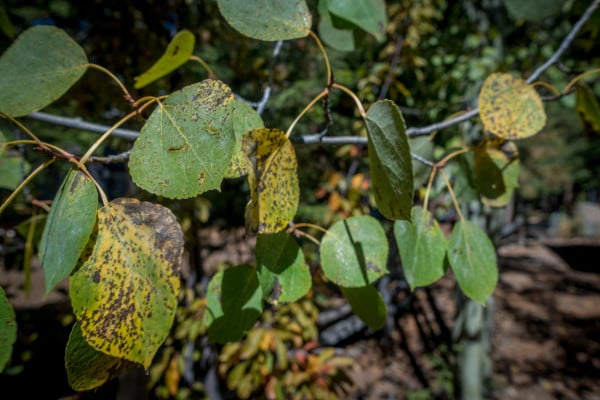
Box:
27;112;140;140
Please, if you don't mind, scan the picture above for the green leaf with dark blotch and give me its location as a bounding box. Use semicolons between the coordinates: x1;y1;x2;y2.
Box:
225;99;265;178
255;232;311;304
16;214;46;249
39;169;98;294
394;206;446;290
244;128;299;234
65;322;138;391
447;220;498;304
366;100;414;220
474;140;520;208
320;215;388;287
204;265;263;344
134;30;195;89
479;73;546;140
410;136;434;190
504;0;563;21
0;153;29;190
129;79;236;199
317;0;355;52
0;25;88;117
576;83;600;134
70;198;184;368
340;285;386;331
216;0;311;41
0;287;16;372
327;0;386;41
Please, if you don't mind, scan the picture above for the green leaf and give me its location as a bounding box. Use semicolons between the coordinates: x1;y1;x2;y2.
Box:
479;73;546;140
0;153;30;190
39;169;98;294
473;140;520;208
504;0;563;21
134;30;195;89
129;79;236;199
366;100;414;220
70;198;184;368
317;0;356;52
410;136;434;190
0;25;88;117
327;0;386;41
216;0;311;41
244;128;299;234
394;206;447;290
16;215;47;249
205;265;263;344
65;322;137;391
0;130;6;156
576;83;600;134
255;232;311;304
447;220;498;304
340;285;386;331
225;99;265;178
320;215;388;287
0;287;17;372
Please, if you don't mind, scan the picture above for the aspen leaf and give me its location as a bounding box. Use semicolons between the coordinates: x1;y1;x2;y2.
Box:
340;285;386;331
504;0;563;21
0;25;88;117
243;128;299;234
327;0;387;41
129;79;236;199
70;198;184;368
318;0;357;51
0;153;30;190
255;232;311;304
134;30;195;89
217;0;311;41
394;206;446;290
366;100;414;220
447;220;498;304
0;287;16;372
320;215;388;287
65;322;137;391
225;99;265;178
479;73;546;140
474;140;520;208
204;265;263;344
39;169;98;294
576;83;600;134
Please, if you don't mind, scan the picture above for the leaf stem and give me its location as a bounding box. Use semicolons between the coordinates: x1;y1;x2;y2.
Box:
289;222;329;235
563;68;600;94
189;55;217;80
1;112;45;147
332;83;366;118
309;31;332;86
0;159;56;216
286;89;329;138
436;147;470;168
87;63;135;104
423;166;438;212
439;168;464;221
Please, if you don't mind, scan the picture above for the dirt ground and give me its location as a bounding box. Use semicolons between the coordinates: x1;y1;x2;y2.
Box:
1;231;599;399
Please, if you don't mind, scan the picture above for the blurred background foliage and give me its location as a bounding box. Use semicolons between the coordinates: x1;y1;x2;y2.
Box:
1;0;599;399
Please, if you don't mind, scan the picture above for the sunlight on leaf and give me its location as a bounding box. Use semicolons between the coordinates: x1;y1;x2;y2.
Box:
366;100;414;220
394;206;447;290
134;30;195;89
216;0;311;41
255;232;311;304
70;198;184;368
320;215;388;287
243;128;299;234
447;220;498;304
39;169;98;294
0;287;16;372
0;25;88;117
479;73;546;140
65;322;137;391
129;79;236;199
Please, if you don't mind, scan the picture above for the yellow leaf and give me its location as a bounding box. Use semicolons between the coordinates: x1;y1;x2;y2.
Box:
479;73;546;140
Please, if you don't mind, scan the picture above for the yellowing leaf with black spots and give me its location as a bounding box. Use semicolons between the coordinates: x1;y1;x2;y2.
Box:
225;99;265;178
243;128;299;234
129;79;236;199
134;30;195;89
366;100;413;220
474;140;520;208
479;73;546;140
65;322;138;391
70;198;184;368
320;215;388;287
